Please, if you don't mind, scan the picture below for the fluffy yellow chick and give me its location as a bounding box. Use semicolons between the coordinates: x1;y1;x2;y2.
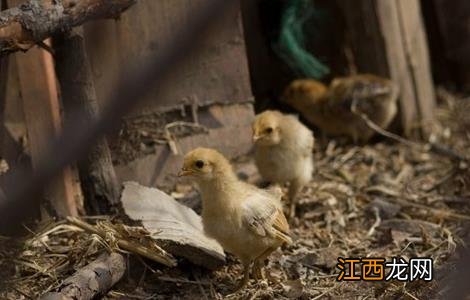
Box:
252;110;314;218
281;74;399;143
179;148;292;290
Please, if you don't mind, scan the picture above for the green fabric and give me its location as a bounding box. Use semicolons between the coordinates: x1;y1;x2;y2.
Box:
275;0;329;79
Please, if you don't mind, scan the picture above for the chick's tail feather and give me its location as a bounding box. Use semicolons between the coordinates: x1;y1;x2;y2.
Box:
276;230;293;245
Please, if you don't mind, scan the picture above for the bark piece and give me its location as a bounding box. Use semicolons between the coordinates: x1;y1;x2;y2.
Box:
121;181;226;270
54;28;120;215
41;252;126;300
0;0;136;56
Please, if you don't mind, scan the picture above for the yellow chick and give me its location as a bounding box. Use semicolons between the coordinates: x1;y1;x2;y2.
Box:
179;148;292;290
252;110;314;218
281;74;399;143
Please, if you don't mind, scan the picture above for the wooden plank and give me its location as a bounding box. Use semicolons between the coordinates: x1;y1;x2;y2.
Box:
14;44;81;217
4;0;84;219
121;181;226;270
375;0;418;136
339;0;435;137
114;103;254;189
2;55;30;166
396;0;435;134
83;0;253;115
54;28;120;215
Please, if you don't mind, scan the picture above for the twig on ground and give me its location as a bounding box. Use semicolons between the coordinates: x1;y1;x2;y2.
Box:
157;276;211;286
351;99;468;163
390;197;470;221
67;217;177;267
367;207;382;237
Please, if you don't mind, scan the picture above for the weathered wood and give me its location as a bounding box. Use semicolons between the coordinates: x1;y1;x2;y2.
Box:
3;54;32;164
54;28;120;215
395;0;435;135
0;0;136;56
338;0;435;137
40;253;126;300
0;45;32;210
83;0;253;115
6;0;83;218
12;42;82;217
121;181;226;270
115;103;254;189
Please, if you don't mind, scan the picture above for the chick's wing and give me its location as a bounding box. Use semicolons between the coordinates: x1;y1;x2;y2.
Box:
301;130;314;157
327;76;394;115
284;115;314;157
242;190;292;244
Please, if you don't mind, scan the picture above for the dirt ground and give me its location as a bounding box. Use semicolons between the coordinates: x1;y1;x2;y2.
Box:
1;95;469;299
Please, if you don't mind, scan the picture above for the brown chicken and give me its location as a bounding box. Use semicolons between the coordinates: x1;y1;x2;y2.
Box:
179;147;292;290
252;110;314;218
281;74;399;143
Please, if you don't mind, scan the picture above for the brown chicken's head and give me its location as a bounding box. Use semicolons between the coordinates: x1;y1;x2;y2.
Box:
179;147;234;181
281;79;327;109
252;110;284;146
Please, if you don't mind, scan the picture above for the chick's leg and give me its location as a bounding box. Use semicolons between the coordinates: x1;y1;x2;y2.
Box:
288;180;302;218
234;262;251;291
252;260;265;281
252;247;276;281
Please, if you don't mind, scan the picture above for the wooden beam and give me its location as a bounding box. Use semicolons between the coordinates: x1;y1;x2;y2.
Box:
8;0;82;219
0;48;28;165
54;28;120;215
339;0;435;137
395;0;435;134
13;43;81;217
0;0;136;56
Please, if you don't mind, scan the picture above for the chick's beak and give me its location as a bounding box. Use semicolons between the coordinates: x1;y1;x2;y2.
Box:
252;134;261;142
178;168;193;177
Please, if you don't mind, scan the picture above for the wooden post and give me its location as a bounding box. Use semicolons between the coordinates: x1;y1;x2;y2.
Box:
13;44;81;217
9;0;81;218
339;0;435;137
394;0;435;135
54;28;120;214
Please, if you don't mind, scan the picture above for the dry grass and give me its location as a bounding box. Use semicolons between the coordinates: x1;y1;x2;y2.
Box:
1;95;469;299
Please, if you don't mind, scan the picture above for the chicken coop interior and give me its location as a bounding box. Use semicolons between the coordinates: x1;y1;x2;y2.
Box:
1;0;470;299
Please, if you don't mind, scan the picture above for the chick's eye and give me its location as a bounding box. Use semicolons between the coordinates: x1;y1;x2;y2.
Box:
265;127;273;134
195;160;204;169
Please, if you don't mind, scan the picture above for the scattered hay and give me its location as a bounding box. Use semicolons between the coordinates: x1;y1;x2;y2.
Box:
1;93;469;299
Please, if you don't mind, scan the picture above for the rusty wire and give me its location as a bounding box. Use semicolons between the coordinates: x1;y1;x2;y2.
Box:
0;0;238;231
